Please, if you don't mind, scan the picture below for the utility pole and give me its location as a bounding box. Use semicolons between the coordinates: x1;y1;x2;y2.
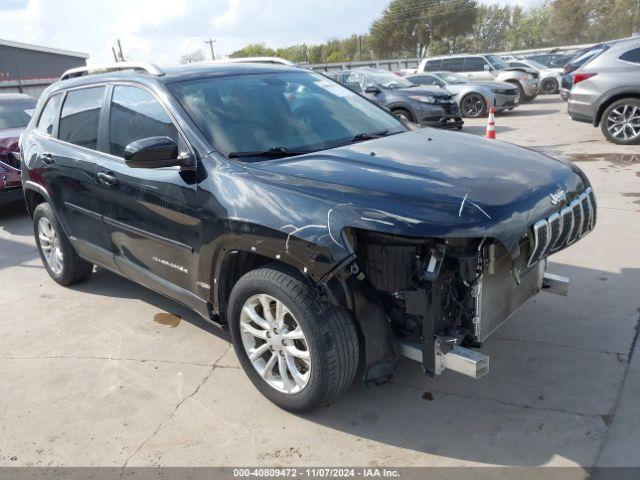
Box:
204;38;216;60
116;39;125;62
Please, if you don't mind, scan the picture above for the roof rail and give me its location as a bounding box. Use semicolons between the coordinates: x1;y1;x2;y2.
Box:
60;61;164;81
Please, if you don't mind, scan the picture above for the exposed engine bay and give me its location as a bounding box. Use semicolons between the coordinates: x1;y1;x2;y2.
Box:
341;229;550;380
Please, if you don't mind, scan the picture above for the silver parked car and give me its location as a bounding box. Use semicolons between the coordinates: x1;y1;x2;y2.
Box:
407;71;520;118
568;37;640;145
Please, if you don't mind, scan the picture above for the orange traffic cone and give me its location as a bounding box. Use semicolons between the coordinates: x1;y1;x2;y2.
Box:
485;107;496;139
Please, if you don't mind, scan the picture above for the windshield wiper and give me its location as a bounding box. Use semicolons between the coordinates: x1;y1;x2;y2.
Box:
350;129;390;142
228;146;314;159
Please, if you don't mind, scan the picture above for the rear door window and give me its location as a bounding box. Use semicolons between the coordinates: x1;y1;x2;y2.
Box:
36;94;62;135
108;85;181;158
58;87;105;150
448;58;465;72
464;57;487;72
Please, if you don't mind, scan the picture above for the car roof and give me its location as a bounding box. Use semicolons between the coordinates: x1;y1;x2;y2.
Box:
49;61;304;93
425;53;489;60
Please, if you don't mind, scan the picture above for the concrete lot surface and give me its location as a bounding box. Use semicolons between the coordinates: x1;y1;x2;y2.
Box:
0;97;638;469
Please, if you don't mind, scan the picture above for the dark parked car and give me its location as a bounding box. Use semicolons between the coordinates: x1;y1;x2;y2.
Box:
21;61;596;411
0;94;37;205
332;68;463;128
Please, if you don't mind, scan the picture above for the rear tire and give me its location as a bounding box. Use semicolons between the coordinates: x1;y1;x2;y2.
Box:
541;78;558;94
600;98;640;145
33;203;93;286
228;265;359;412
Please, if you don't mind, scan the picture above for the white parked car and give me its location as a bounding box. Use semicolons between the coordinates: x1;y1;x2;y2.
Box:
507;59;563;94
418;54;539;102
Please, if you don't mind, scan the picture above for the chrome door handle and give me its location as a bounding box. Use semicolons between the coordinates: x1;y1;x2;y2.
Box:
96;171;119;187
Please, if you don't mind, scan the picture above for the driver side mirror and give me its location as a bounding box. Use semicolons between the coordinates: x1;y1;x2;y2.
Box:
364;85;381;95
483;64;492;72
124;136;195;170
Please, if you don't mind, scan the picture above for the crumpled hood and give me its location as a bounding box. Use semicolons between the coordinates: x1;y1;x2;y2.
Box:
245;129;587;253
466;80;518;91
391;85;452;98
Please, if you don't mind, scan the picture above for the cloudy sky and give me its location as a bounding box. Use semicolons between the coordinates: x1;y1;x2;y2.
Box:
0;0;542;64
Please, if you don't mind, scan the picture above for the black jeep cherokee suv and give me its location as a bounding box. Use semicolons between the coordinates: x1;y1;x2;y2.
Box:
21;61;596;411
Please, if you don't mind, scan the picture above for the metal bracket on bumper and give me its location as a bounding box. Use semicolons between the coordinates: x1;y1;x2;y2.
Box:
542;272;570;296
399;340;490;379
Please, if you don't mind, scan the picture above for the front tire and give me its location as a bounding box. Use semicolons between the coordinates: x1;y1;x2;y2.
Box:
228;266;359;412
460;93;487;118
33;203;93;286
392;108;414;123
600;98;640;145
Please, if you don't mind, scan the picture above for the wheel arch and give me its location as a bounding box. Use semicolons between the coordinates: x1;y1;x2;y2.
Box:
594;91;640;126
212;248;323;324
23;181;50;218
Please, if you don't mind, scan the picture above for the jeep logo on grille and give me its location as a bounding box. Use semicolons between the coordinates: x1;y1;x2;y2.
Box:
549;189;567;205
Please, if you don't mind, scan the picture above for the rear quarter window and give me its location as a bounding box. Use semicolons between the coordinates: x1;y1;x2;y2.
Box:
424;59;441;72
619;47;640;65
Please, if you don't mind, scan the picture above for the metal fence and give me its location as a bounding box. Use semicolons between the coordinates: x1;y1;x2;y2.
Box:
305;42;599;73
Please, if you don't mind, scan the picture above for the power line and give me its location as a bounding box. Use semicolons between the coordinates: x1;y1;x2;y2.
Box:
377;0;474;18
373;5;480;27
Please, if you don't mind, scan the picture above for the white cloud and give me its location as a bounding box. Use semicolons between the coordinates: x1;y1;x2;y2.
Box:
0;0;543;65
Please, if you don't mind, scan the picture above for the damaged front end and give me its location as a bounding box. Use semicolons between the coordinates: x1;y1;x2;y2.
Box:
325;186;595;383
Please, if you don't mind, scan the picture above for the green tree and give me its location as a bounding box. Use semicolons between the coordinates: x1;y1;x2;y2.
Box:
468;4;514;52
370;0;479;58
507;5;552;50
548;0;599;44
180;49;205;64
229;43;276;58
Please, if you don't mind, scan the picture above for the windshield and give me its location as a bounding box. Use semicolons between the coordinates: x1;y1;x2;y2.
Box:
170;71;406;160
487;55;508;70
438;72;468;84
360;70;414;89
0;98;36;129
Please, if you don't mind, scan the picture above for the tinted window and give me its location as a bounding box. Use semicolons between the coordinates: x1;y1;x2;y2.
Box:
620;47;640;64
37;95;61;135
412;75;442;86
170;71;405;160
424;59;441;72
59;87;104;149
464;57;487;72
0;97;36;130
109;85;180;157
448;58;465;72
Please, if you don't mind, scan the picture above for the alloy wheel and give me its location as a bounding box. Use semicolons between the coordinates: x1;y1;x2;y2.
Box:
239;294;311;394
541;79;557;94
606;105;640;142
37;217;63;275
461;94;486;118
